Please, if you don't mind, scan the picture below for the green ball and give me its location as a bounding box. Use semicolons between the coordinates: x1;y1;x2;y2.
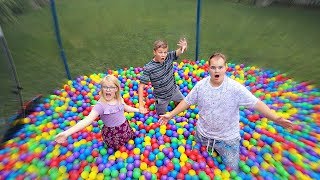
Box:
103;168;111;176
100;148;107;156
111;170;119;178
242;165;251;173
149;129;155;135
120;168;127;173
149;104;155;111
133;168;141;179
157;152;165;160
146;117;153;125
133;99;138;104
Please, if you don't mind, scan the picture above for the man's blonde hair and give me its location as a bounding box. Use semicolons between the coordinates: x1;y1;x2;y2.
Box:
208;52;227;65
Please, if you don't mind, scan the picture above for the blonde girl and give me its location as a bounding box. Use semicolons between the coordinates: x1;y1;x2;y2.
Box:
55;75;146;149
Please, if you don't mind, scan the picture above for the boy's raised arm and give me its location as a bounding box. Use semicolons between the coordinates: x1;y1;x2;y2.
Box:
176;38;187;57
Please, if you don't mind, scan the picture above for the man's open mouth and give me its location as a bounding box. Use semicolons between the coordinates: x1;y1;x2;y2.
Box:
214;74;220;78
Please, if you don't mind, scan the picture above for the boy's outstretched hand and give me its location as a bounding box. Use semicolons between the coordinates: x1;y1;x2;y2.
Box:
55;132;68;144
177;38;187;53
159;114;171;125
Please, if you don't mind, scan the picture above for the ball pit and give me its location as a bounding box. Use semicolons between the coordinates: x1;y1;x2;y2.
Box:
0;59;320;179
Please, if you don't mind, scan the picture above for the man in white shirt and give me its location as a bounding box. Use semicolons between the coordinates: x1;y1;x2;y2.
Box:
159;52;294;172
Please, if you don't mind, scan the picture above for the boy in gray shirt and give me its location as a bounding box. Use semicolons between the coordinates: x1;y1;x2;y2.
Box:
139;38;187;115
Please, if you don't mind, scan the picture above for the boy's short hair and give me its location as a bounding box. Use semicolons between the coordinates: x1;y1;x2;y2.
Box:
153;40;168;50
209;52;227;65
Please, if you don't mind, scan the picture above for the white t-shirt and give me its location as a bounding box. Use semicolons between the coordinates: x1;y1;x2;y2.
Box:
185;76;258;140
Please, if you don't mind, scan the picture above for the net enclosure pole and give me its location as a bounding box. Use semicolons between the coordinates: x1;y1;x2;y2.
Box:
195;0;202;61
50;0;72;80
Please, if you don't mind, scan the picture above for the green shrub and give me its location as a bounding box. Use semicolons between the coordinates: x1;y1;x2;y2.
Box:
0;0;49;24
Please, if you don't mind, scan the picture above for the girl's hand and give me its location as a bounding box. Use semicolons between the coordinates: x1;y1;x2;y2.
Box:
55;132;68;144
139;107;148;114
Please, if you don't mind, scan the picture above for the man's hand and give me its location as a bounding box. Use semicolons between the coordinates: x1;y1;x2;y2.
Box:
159;114;172;125
274;117;294;130
177;38;187;53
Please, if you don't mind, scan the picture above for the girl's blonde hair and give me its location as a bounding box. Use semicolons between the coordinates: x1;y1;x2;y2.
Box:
99;75;122;102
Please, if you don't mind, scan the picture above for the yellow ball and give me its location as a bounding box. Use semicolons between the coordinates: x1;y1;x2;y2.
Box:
242;140;250;147
160;128;166;135
144;136;151;142
81;171;89;179
108;155;115;161
114;151;121;158
133;148;140;155
214;168;221;175
89;172;97;179
96;173;104;180
221;170;230;178
128;139;134;145
188;169;196;176
91;166;98;173
150;166;158;174
59;166;67;173
121;152;128;159
251;166;259;174
159;145;165;151
140;162;148;170
180;153;188;162
252;132;261;139
177;128;183;135
178;146;185;153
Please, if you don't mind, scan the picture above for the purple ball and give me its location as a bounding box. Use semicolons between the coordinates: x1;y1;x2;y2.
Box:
144;171;152;180
162;148;169;155
107;148;114;154
183;131;190;137
96;157;103;164
127;163;134;171
126;144;134;150
98;164;105;172
134;160;140;168
126;171;133;177
202;151;209;158
145;146;152;151
199;161;206;169
168;152;174;159
160;175;168;180
66;156;75;163
192;162;200;170
119;173;126;180
133;155;140;160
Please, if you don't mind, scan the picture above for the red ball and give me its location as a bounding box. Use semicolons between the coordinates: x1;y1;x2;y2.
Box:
92;150;99;157
243;133;251;140
207;159;215;168
166;162;174;171
180;166;188;174
177;173;185;179
159;167;169;175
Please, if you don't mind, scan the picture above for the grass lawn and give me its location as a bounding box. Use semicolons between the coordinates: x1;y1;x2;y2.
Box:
1;0;320;119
